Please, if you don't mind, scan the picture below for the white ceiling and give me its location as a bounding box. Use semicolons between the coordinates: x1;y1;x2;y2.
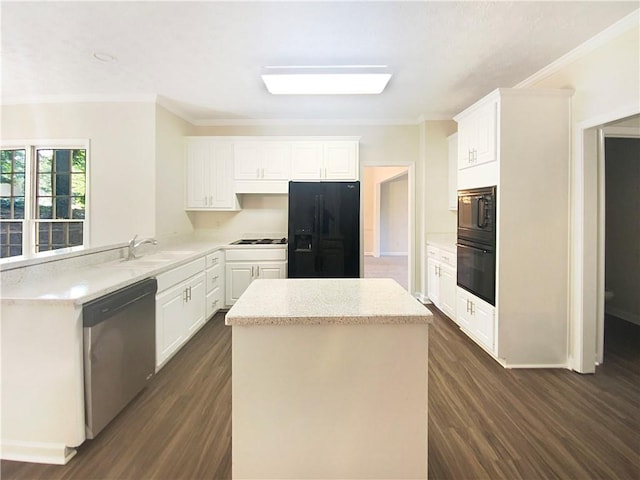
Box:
1;1;638;124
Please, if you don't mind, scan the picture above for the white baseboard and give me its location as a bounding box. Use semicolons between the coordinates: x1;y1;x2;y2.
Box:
605;306;640;326
1;441;77;465
503;363;570;369
380;251;408;256
364;251;374;256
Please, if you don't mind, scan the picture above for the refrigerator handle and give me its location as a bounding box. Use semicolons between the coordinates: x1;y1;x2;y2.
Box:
318;194;324;235
314;195;320;234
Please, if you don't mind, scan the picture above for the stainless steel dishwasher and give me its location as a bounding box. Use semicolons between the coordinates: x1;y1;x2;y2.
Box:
83;277;157;439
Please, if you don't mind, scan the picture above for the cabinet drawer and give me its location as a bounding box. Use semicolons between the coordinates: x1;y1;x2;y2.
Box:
156;257;206;293
206;286;224;318
206;250;224;269
427;245;456;268
225;247;287;262
438;250;456;268
206;264;223;294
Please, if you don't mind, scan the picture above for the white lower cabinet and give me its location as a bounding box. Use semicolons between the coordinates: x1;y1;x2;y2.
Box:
156;269;206;370
427;245;457;322
225;248;287;306
456;287;495;353
438;263;456;320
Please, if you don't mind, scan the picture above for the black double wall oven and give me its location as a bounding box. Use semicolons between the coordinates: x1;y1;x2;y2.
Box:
457;186;496;305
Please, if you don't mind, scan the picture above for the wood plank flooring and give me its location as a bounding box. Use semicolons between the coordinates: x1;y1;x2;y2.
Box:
2;309;638;479
364;255;408;290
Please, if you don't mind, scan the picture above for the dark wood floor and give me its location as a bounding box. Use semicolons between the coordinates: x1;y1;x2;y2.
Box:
2;309;638;479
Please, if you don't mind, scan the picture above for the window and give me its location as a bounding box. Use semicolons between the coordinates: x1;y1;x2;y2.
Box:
0;142;88;260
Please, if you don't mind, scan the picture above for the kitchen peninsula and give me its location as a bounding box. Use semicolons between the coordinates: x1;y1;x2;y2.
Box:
225;278;432;479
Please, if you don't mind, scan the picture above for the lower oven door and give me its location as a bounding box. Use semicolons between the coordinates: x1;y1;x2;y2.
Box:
457;241;495;305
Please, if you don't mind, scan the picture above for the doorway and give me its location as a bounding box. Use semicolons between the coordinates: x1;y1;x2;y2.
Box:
363;166;410;290
600;133;640;364
572;112;639;372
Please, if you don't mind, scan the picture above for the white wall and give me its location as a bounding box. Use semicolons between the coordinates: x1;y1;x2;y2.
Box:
155;104;195;238
530;24;639;124
380;173;408;255
1;102;157;246
520;18;640;371
422;120;457;235
190;194;288;240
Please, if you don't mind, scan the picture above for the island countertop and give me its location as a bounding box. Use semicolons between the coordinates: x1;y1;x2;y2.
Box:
225;278;433;326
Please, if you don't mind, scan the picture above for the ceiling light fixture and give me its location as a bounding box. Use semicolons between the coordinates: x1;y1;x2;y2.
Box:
261;65;392;95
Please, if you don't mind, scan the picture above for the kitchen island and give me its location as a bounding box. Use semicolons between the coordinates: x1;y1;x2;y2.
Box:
225;278;432;479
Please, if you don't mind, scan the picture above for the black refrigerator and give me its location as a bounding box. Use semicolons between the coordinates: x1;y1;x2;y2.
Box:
288;181;360;278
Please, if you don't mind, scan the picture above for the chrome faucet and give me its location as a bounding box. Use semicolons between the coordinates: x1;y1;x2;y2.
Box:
127;234;158;260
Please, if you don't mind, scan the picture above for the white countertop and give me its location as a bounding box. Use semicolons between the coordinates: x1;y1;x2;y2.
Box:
1;240;286;305
225;278;433;326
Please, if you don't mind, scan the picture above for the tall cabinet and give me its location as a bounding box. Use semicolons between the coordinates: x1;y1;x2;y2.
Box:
454;88;573;368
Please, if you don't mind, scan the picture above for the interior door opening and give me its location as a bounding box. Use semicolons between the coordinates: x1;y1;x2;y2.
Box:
363;166;410;290
600;133;640;366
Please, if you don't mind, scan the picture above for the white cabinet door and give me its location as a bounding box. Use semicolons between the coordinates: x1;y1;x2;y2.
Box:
185;141;209;208
156;282;188;367
257;262;286;279
186;139;239;211
474;102;497;166
209;142;237;209
456;287;495;352
456;289;473;332
323;141;358;180
457;101;497;170
290;142;325;179
439;263;457;322
427;258;440;306
184;273;206;336
226;260;287;305
234;142;262;180
262;142;291;180
225;262;254;305
473;299;495;352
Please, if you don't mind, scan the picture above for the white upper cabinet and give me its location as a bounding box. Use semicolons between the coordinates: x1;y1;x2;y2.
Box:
185;136;360;203
456;99;497;170
323;141;358;179
290;140;359;181
185;138;240;211
234;141;291;181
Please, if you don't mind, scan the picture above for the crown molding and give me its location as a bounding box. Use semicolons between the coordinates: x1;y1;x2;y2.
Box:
192;117;424;127
515;8;639;89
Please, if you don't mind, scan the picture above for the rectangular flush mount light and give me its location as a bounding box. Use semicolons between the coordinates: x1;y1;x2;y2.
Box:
261;65;392;95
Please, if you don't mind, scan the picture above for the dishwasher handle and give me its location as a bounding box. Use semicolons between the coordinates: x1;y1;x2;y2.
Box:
83;278;157;327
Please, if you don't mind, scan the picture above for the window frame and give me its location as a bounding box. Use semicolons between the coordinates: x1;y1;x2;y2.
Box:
0;139;90;262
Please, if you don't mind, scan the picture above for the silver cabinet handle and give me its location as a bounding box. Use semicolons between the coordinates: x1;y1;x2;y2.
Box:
256;266;260;277
251;266;254;277
184;288;188;303
319;167;323;178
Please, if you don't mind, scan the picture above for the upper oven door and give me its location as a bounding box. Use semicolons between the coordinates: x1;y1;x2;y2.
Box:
457;186;496;245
